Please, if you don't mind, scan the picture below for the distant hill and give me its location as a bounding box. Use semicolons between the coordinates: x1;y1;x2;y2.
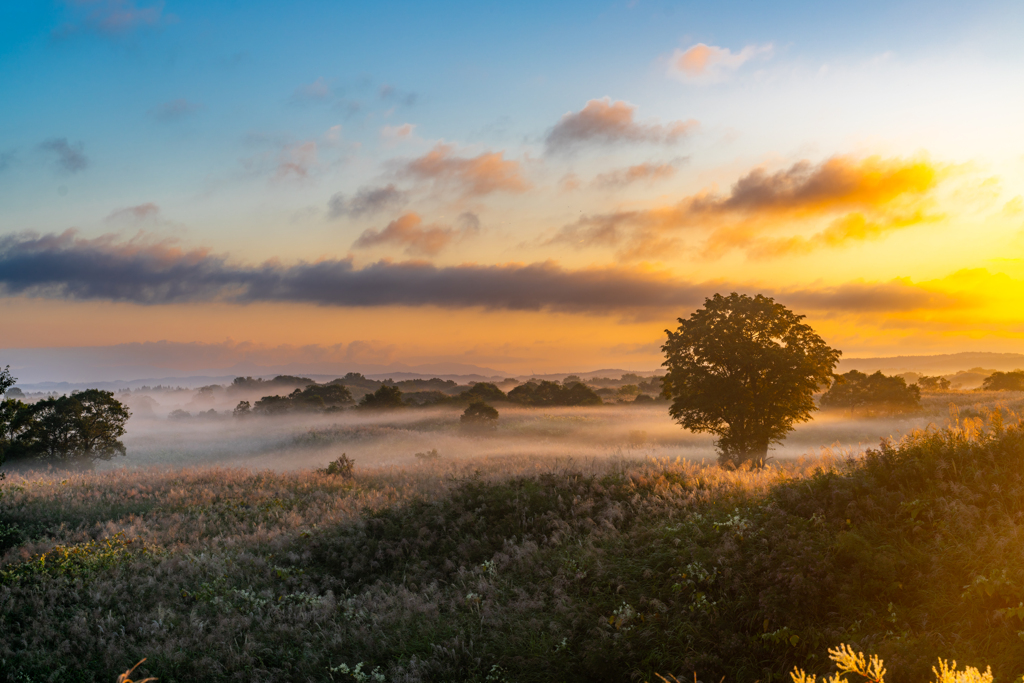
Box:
838;352;1024;375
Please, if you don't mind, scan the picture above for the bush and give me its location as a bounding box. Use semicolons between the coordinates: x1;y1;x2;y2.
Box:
319;453;355;478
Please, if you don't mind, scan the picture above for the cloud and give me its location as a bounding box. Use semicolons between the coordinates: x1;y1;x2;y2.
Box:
403;143;529;196
548;155;945;259
292;77;333;103
328;184;408;219
0;230;960;316
381;123;416;142
149;99;202;121
39;138;89;173
274;141;318;181
593;162;678;188
0;149;16;173
53;0;170;39
669;43;773;83
545;97;698;154
105;202;160;223
352;212;465;256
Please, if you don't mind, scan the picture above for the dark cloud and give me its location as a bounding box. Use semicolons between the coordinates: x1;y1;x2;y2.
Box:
149;99;202;121
0;230;960;317
39;138;89;173
546;97;698;154
328;184;408;219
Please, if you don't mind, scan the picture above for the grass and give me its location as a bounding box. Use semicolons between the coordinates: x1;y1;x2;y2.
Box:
3;408;1024;681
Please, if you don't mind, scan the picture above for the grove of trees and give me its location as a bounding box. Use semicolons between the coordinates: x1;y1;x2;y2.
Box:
982;370;1024;391
507;380;602;407
662;293;841;470
820;370;921;414
1;367;131;468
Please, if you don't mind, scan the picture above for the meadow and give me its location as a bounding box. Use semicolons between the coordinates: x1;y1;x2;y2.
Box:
3;393;1024;682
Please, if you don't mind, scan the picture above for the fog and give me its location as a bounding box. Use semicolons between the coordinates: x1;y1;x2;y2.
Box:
97;402;946;474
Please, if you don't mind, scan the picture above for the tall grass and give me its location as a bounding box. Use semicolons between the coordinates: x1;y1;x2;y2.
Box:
3;412;1024;681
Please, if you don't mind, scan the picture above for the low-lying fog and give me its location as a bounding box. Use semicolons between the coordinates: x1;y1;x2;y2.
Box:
104;404;941;473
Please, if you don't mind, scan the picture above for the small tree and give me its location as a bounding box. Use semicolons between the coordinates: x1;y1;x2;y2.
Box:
0;366;15;396
233;400;252;417
662;293;840;469
461;401;499;430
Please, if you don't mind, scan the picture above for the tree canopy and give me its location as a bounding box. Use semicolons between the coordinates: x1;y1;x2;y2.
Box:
662;293;840;469
461;401;499;430
358;384;405;409
507;380;602;407
982;370;1024;391
916;375;951;392
820;370;921;414
1;389;130;468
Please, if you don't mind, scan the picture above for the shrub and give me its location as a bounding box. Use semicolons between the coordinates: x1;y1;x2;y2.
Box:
319;454;355;478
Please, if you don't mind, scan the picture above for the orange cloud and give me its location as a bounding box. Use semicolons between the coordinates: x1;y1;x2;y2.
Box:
545;97;698;153
548;154;948;260
352;211;479;256
404;143;529;196
670;43;773;82
593;162;678;188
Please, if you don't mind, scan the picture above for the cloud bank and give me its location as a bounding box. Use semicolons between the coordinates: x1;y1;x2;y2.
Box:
0;230;957;316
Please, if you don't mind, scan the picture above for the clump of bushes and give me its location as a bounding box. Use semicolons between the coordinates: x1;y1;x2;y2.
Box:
821;370;921;414
319;453;354;478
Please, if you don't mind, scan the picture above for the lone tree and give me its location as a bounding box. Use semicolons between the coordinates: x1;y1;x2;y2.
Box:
662;293;841;469
461;401;499;430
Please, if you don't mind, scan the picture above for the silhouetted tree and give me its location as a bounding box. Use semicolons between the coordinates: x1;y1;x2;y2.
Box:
916;375;952;392
982;370;1024;391
252;394;292;415
461;382;506;403
358;384;404;409
662;293;840;470
233;400;252;417
461;401;499;430
821;370;921;414
0;366;15;396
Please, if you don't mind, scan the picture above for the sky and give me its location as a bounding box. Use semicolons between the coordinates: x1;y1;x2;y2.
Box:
2;0;1024;380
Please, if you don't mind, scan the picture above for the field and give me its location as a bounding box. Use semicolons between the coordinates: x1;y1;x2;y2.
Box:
3;394;1024;682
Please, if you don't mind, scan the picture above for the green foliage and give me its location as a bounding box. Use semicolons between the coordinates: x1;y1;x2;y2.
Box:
9;418;1024;681
981;370;1024;391
821;370;922;414
357;383;404;409
662;292;841;469
2;389;130;467
319;454;355;478
507;379;602;406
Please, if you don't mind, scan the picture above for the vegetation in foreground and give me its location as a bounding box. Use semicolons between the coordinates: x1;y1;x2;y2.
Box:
2;409;1024;681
